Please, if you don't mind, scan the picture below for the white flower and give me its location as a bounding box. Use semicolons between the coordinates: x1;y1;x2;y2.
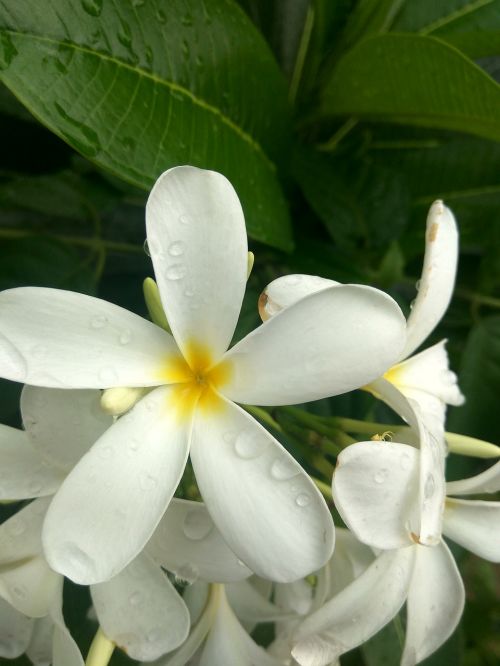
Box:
149;583;283;666
259;201;464;430
0;166;406;585
294;440;500;666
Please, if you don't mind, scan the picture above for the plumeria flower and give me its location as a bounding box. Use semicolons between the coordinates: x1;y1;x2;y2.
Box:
258;201;464;441
149;582;286;666
270;528;374;666
293;441;500;666
0;386;198;661
0;166;407;585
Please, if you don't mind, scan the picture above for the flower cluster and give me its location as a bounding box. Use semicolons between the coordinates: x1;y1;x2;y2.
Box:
0;166;498;666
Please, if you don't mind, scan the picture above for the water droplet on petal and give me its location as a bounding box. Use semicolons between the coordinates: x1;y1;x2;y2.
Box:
400;453;412;470
234;430;268;459
128;591;143;606
119;329;132;345
11;584;28;599
178;214;191;225
373;469;388;484
166;264;187;280
90;314;108;329
424;474;435;499
183;508;213;540
295;493;311;507
415;279;421;291
270;457;299;481
168;241;186;257
146;627;163;643
139;473;157;490
98;446;113;460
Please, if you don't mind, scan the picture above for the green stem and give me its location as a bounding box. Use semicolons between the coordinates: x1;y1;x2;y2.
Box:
85;628;115;666
312;477;333;501
288;6;315;105
0;227;144;254
317;118;358;152
244;405;283;433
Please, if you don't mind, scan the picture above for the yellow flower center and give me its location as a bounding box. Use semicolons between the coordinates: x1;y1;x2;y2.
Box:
158;340;232;421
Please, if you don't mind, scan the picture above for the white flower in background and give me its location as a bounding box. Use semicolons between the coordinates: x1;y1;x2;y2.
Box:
0;166;407;585
149;582;287;666
258;201;463;439
292;441;500;666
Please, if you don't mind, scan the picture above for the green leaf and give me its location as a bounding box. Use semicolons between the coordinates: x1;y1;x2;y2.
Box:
448;316;500;442
0;0;293;251
321;34;500;142
392;0;500;58
361;616;403;666
337;0;405;52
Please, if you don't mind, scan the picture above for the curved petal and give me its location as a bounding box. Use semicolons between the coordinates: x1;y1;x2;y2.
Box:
327;528;374;598
190;398;334;582
0;596;34;658
222;285;406;406
0;499;61;618
146;499;252;584
49;582;84;666
443;499;500;562
332;441;419;549
26;615;54;666
198;587;282;666
259;275;339;321
21;386;113;473
386;340;464;407
226;580;293;623
370;378;446;546
402;201;458;358
0;424;62;500
446;460;500;496
402;541;464;666
146;166;247;363
42;386;191;584
292;548;416;666
0;287;177;387
91;552;190;661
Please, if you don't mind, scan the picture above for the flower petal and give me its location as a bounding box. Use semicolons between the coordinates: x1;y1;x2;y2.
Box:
402;201;458;358
190;398;334;582
222;285;406;406
443;498;500;562
226;580;293;623
0;424;62;500
402;541;464;666
146;166;247;362
386;340;464;407
446;460;500;496
292;548;415;666
259;275;339;321
42;386;191;584
0;596;34;658
49;582;84;666
0;499;61;618
332;441;419;549
91;552;190;661
21;386;112;473
146;499;252;583
26;615;53;666
198;586;281;666
369;378;446;546
0;287;177;387
327;528;374;598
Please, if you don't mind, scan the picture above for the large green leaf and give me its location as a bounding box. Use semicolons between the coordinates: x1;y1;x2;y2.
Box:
0;0;293;250
321;34;500;142
392;0;500;58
